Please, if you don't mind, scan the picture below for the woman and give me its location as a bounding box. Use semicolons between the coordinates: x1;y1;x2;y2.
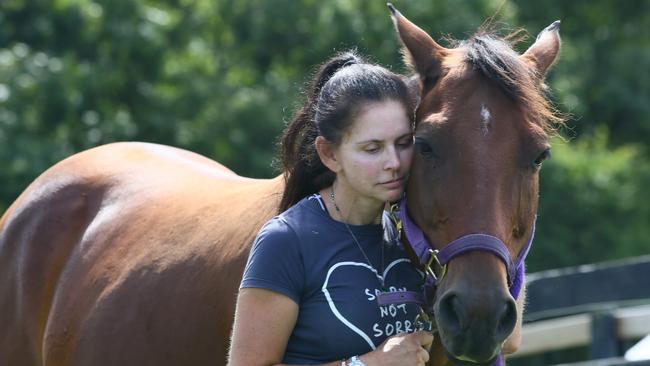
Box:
228;51;432;366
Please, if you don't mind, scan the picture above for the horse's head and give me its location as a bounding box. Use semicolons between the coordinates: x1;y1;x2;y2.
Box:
389;4;561;364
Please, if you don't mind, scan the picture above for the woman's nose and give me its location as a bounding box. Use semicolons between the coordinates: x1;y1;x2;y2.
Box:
384;147;401;170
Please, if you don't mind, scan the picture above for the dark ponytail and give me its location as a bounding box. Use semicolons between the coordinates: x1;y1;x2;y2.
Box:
278;51;415;212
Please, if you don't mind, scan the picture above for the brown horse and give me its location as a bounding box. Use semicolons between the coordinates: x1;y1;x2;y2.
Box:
0;6;561;366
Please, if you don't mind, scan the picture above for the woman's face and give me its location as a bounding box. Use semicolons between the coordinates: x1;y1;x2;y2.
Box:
334;99;414;205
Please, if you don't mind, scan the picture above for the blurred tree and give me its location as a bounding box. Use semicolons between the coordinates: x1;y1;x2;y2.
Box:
0;0;517;211
513;0;650;148
0;0;648;272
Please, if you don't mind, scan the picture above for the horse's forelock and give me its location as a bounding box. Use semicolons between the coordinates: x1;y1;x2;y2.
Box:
447;31;564;133
463;34;526;100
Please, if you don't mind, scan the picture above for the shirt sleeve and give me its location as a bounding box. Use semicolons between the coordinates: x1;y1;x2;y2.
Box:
240;217;305;304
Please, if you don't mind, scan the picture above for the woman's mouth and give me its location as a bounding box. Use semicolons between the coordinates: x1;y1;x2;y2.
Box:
380;178;404;190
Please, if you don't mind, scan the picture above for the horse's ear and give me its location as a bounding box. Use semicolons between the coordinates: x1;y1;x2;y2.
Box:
388;3;446;84
521;20;561;78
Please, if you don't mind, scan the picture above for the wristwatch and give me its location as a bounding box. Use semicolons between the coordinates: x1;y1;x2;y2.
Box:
344;356;365;366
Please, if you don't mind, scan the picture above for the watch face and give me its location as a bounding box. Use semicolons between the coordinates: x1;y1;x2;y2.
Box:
348;356;365;366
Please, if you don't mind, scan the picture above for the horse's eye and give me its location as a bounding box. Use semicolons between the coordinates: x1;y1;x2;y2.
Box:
415;137;435;159
533;148;551;168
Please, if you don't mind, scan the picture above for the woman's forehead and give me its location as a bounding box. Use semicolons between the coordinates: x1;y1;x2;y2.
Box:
344;100;412;142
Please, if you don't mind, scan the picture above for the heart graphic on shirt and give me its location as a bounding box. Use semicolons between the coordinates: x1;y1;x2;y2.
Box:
321;258;416;350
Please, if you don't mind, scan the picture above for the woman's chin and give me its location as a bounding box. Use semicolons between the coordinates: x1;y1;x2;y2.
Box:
382;190;405;203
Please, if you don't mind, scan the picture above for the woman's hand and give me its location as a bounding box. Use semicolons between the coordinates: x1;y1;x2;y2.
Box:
360;331;434;366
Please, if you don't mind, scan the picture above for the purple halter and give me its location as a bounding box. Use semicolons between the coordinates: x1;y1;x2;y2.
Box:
378;197;534;305
375;198;534;366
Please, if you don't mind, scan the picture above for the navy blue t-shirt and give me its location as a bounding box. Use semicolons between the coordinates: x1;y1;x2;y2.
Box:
240;195;424;364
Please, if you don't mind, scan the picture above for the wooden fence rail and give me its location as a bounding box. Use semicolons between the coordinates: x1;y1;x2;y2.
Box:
510;255;650;362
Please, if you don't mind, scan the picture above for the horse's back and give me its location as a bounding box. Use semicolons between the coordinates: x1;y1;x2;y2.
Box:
0;142;283;366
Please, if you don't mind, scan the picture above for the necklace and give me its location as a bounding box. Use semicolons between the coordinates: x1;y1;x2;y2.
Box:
329;187;386;290
329;188;433;333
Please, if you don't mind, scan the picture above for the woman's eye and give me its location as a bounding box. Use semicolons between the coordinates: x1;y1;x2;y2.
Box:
397;138;414;148
533;148;551;168
364;146;380;154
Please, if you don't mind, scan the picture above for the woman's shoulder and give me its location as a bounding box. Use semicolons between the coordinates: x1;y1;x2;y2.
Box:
257;195;327;240
277;194;328;225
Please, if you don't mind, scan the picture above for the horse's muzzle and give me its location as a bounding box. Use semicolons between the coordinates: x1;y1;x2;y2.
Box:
435;280;517;364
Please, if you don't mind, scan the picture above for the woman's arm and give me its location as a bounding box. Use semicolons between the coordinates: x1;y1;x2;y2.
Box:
228;288;341;366
229;288;300;366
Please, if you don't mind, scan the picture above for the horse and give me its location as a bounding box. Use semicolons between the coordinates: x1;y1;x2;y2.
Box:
0;5;561;366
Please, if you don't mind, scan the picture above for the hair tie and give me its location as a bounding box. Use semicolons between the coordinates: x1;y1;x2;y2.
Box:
342;59;358;68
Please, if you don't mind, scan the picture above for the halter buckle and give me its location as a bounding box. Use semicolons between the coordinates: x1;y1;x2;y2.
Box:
389;203;403;237
425;249;447;282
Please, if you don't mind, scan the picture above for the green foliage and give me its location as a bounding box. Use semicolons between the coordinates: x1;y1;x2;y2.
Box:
1;0;648;269
515;0;650;147
532;127;650;271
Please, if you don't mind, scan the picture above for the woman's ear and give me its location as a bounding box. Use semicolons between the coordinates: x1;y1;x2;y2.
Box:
315;136;341;173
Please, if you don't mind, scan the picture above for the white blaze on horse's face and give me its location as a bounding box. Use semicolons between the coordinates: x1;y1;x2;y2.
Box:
480;103;491;136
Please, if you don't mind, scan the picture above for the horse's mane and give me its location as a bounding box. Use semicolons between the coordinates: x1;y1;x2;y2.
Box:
450;28;564;133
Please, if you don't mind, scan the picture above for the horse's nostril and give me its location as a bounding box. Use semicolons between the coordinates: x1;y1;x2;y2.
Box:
496;298;517;341
438;292;464;334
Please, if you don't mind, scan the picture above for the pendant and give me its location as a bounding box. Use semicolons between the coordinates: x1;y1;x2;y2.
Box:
414;308;434;332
